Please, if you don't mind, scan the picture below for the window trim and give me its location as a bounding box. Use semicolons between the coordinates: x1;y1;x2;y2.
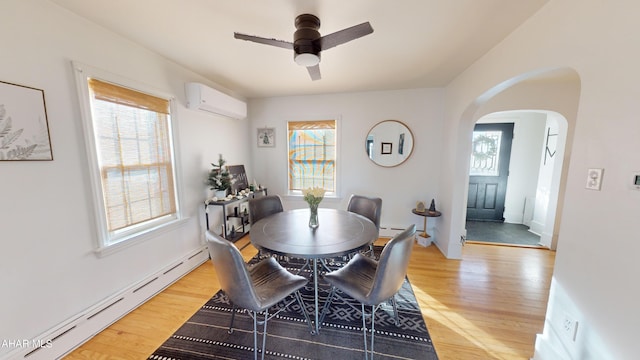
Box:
72;61;184;254
285;117;341;198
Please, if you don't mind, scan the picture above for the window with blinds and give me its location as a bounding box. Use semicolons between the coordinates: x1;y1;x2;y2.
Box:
287;120;336;192
85;77;178;246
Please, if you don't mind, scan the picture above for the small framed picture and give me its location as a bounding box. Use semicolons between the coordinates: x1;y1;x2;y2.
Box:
381;142;392;155
257;127;275;147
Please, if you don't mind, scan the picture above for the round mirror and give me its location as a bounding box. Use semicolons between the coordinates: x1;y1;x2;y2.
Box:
365;120;414;167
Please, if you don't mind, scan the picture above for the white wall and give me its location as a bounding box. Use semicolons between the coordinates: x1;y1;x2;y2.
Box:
0;0;250;357
249;88;445;241
530;115;568;250
530;118;557;235
441;0;639;358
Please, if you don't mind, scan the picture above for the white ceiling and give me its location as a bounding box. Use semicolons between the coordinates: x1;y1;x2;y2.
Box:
50;0;548;98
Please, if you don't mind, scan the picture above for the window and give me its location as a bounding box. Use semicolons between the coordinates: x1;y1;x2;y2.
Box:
470;130;502;176
287;120;336;194
74;62;181;250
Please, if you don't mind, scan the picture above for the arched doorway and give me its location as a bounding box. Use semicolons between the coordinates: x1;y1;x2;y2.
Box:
437;67;581;260
464;110;568;249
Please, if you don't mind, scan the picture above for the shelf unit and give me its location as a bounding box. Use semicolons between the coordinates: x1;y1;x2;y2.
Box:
204;188;267;242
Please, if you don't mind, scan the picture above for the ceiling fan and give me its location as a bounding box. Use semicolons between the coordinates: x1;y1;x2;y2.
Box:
234;14;374;81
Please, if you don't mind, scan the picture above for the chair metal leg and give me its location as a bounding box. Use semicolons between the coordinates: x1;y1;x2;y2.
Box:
390;296;399;326
370;305;376;359
294;258;311;275
361;303;380;360
319;258;333;273
228;303;237;334
261;309;268;360
252;311;258;360
366;243;375;258
361;303;369;360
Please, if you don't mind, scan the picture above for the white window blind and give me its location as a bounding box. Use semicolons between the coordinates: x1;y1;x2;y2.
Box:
287;120;336;192
88;78;177;236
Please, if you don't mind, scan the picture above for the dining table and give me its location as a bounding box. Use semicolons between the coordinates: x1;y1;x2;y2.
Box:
250;207;379;334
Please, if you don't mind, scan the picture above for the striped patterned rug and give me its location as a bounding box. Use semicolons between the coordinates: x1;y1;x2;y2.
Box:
149;251;438;360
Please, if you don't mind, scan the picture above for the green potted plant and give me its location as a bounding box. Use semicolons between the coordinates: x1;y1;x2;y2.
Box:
208;154;234;198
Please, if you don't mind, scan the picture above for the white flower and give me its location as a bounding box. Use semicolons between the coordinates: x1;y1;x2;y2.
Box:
303;187;325;206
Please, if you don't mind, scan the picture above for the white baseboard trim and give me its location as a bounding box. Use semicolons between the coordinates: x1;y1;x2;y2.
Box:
529;220;545;236
532;333;570;360
2;246;210;360
379;224;408;238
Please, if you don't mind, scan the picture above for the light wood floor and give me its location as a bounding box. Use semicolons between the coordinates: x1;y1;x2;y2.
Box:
65;236;555;360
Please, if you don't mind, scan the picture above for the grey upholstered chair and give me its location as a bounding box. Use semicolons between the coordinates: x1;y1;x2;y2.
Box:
248;194;284;224
347;194;382;257
248;195;284;258
320;224;416;360
205;230;311;360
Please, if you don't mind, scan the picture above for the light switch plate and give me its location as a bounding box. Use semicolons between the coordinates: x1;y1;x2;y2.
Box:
586;168;603;190
632;172;640;190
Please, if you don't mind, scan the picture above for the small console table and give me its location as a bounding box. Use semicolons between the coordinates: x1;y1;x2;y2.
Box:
412;208;441;238
204;188;267;242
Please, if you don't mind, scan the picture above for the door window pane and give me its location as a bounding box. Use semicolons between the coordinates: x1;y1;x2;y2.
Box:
470;131;502;176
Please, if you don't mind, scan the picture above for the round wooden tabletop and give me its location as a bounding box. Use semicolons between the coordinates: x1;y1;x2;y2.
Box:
251;208;378;258
412;208;442;217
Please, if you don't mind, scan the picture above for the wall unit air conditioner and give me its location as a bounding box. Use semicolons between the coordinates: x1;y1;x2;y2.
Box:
185;82;247;119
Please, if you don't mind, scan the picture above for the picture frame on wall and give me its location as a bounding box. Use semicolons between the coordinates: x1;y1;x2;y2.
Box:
257;127;275;147
381;142;392;155
0;80;53;161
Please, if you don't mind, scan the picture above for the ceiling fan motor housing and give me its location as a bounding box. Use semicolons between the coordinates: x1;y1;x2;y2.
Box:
294;14;321;58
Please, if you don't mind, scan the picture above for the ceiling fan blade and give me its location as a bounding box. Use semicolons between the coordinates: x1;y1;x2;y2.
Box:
316;22;373;51
307;65;321;81
234;32;293;50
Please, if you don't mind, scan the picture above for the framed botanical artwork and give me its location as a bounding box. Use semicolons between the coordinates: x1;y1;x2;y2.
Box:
0;80;53;160
257;127;275;147
381;142;392;155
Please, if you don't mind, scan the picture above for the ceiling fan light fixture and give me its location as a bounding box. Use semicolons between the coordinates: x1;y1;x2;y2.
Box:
234;14;373;80
294;53;320;67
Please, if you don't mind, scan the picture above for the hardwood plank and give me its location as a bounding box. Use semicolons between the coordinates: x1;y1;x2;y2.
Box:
408;242;554;359
64;238;554;360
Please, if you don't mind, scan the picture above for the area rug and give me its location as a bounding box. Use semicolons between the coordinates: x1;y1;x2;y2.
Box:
149;250;438;360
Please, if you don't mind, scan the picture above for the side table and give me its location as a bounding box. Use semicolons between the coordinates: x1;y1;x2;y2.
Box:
412;208;441;238
205;188;267;241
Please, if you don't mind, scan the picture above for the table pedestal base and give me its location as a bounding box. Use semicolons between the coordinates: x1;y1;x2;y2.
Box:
419;216;431;238
412;208;441;241
313;259;319;335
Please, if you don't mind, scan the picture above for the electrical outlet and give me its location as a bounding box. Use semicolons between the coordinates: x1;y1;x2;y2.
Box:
585;168;603;190
562;313;578;342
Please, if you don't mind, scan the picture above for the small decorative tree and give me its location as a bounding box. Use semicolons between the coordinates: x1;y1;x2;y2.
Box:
208;154;234;196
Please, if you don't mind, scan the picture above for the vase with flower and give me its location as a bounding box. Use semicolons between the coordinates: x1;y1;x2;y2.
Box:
207;154;235;199
303;186;325;229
